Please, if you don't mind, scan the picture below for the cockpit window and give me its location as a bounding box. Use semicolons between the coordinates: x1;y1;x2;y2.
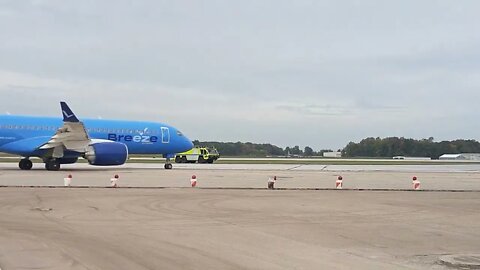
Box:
176;130;183;136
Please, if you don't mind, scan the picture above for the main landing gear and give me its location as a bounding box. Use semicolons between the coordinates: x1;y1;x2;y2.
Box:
19;159;33;170
19;158;61;171
44;159;61;171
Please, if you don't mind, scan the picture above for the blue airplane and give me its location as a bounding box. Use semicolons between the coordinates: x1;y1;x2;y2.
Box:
0;102;194;171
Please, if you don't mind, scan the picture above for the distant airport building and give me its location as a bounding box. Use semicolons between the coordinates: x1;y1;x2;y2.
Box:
323;151;342;158
439;153;480;160
393;156;431;160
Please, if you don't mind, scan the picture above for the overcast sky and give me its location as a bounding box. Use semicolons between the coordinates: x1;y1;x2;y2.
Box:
1;0;480;150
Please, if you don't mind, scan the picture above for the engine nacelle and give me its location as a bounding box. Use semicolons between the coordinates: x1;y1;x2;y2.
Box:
84;142;128;166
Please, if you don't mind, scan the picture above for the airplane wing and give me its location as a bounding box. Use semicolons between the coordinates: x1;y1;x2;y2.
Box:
39;102;91;157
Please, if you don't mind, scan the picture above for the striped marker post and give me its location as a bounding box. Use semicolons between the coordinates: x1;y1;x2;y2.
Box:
412;176;420;190
110;174;119;188
64;174;72;187
336;176;343;189
191;175;197;187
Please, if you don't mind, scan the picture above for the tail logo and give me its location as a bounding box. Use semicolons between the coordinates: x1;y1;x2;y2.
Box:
62;110;74;119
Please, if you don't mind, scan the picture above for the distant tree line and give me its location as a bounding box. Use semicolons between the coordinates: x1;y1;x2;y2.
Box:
194;137;480;158
342;137;480;159
284;146;336;157
193;140;333;157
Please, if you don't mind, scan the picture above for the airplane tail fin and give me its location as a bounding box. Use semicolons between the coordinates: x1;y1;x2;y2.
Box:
60;102;79;122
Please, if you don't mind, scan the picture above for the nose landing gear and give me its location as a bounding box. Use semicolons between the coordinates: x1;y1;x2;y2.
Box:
164;157;173;169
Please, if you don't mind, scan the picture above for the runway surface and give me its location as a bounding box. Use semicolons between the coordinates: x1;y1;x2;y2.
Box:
1;162;480;190
0;162;479;269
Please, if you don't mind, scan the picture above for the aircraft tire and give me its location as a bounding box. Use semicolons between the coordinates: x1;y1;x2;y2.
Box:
164;163;173;170
19;159;33;170
45;160;61;171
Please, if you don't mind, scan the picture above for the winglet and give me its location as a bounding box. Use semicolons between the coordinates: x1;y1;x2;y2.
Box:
60;102;80;122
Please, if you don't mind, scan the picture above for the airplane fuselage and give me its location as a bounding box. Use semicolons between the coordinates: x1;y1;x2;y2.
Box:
0;115;193;158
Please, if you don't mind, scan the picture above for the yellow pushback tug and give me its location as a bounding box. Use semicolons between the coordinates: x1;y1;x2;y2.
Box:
175;147;220;163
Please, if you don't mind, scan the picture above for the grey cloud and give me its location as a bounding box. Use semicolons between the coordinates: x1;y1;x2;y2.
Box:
276;101;405;117
1;0;480;149
276;104;353;116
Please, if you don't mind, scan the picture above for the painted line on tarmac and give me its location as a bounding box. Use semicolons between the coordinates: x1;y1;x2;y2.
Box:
286;165;303;170
0;185;480;192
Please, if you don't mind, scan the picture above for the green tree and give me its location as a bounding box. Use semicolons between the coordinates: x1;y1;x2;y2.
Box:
342;137;480;159
304;146;314;156
291;145;302;155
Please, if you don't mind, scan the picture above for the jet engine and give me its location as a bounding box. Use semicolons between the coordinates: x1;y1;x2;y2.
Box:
84;142;128;166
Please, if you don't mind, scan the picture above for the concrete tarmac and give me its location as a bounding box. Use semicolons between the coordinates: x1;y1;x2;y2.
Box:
0;188;479;269
0;162;479;269
1;163;480;190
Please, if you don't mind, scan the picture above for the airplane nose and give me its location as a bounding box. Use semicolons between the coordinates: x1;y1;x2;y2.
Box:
186;138;194;150
182;137;193;152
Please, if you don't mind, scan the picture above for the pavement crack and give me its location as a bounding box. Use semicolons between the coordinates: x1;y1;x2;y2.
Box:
32;207;53;212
